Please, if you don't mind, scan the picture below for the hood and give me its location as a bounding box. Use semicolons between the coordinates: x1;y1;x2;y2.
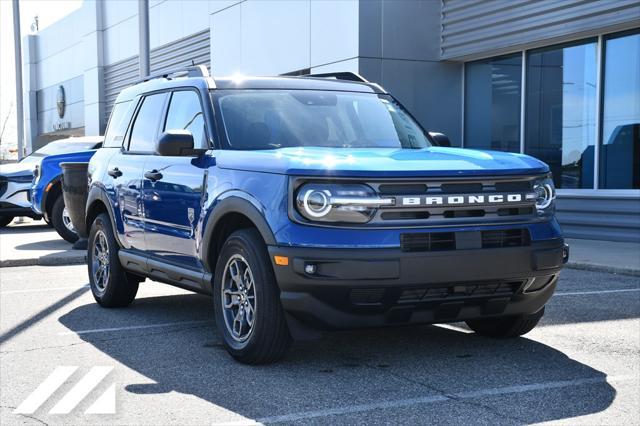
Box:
0;161;36;178
216;146;549;177
39;149;97;167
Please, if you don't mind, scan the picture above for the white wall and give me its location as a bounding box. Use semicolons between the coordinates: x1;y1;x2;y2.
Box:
210;0;359;76
34;8;89;90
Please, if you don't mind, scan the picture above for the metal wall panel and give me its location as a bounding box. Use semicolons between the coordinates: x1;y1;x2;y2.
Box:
103;29;210;124
556;194;640;242
441;0;640;60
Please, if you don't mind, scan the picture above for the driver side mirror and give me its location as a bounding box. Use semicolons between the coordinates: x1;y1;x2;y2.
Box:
156;130;204;156
429;132;451;147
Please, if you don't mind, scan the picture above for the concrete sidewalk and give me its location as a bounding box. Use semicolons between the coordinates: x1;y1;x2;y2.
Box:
0;219;85;267
565;238;640;277
0;219;638;276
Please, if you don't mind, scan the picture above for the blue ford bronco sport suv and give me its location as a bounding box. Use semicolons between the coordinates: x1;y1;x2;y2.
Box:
86;66;568;364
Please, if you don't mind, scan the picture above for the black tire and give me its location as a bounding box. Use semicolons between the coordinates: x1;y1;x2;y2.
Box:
213;228;291;364
466;307;545;338
0;215;14;228
51;196;78;243
88;212;139;307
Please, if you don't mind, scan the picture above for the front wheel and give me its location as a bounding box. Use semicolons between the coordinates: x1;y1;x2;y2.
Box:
88;213;139;307
213;228;291;364
466;307;545;338
0;215;14;228
51;196;78;243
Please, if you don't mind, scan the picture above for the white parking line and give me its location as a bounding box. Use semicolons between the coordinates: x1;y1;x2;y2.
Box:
247;375;636;424
0;285;89;295
57;320;212;336
555;288;640;296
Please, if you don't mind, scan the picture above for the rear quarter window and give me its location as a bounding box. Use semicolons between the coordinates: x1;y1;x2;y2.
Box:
103;100;134;148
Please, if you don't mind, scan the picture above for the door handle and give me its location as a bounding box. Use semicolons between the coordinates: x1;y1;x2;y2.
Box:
144;170;163;181
108;167;122;178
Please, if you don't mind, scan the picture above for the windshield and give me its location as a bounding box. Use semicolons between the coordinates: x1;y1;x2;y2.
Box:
214;90;432;150
20;140;101;163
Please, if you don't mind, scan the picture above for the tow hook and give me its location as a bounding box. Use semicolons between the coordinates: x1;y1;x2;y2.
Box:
562;243;570;264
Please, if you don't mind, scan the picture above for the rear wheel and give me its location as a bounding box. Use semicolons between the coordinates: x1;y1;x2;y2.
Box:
0;215;14;228
213;228;291;364
51;196;78;243
466;307;545;338
88;213;139;307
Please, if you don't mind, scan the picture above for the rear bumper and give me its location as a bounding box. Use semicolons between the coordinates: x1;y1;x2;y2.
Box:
269;239;567;330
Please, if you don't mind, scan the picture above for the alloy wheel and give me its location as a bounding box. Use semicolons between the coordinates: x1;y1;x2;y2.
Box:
92;230;110;292
62;207;75;232
221;254;257;342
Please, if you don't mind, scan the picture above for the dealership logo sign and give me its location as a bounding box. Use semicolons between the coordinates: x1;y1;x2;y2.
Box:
14;366;116;415
56;85;65;118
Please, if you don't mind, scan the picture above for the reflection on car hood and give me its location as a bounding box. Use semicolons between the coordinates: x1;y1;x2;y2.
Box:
0;162;36;177
216;146;549;177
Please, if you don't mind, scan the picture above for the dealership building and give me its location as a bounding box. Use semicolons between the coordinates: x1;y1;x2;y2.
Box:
20;0;640;241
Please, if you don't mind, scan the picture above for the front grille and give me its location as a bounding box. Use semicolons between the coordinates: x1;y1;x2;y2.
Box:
366;176;541;227
398;280;524;304
401;229;530;252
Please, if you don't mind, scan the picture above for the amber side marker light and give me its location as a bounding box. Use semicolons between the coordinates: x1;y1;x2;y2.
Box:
274;255;289;266
45;182;53;192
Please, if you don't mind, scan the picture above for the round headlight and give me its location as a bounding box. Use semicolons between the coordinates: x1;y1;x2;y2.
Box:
295;183;380;223
302;189;332;218
533;180;554;210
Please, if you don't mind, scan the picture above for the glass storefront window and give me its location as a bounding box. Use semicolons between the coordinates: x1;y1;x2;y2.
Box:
525;41;598;189
464;54;522;152
600;31;640;189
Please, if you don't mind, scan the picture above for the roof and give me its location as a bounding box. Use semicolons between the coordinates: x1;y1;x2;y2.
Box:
114;74;386;104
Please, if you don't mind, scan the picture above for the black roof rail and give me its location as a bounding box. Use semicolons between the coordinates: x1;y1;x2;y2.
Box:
136;64;210;85
302;72;369;83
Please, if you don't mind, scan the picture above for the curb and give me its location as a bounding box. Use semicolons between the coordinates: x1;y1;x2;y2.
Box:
566;261;640;277
0;253;86;268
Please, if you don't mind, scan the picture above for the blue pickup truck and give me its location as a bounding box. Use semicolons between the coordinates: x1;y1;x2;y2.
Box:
86;67;568;364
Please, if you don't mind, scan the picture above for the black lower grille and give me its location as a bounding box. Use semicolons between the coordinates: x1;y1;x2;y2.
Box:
481;229;530;248
349;288;386;305
401;229;530;252
398;280;524;303
400;232;455;252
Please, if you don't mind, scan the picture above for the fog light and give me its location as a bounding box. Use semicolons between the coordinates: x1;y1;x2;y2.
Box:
304;264;317;275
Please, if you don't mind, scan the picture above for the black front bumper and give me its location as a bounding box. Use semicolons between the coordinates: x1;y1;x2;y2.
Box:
269;239;567;330
0;203;41;219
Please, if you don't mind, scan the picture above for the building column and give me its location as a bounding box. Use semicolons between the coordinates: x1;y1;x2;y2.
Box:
22;34;38;152
82;0;105;135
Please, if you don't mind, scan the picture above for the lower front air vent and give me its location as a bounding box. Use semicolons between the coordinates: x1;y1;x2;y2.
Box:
401;229;530;252
398;280;524;303
350;288;386;305
481;229;530;248
400;232;456;252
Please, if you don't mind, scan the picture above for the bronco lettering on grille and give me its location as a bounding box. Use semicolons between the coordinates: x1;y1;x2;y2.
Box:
398;193;533;208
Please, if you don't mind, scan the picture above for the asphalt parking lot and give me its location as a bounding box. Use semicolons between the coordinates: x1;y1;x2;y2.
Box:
0;264;638;425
